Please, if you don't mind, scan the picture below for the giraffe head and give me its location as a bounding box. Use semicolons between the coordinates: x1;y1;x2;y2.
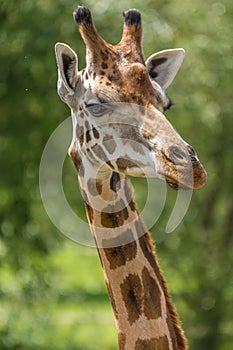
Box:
55;6;206;190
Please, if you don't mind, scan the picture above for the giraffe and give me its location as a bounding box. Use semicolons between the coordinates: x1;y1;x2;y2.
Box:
55;6;206;350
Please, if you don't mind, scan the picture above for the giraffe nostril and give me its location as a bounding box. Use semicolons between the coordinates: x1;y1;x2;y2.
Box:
169;146;187;162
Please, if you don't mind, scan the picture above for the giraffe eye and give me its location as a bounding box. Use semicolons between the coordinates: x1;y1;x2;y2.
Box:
86;102;108;117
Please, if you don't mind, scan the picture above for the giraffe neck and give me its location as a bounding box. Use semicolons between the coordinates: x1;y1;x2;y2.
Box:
70;146;187;349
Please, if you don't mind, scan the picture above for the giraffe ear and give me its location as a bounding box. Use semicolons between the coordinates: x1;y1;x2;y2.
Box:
146;48;185;89
55;43;79;101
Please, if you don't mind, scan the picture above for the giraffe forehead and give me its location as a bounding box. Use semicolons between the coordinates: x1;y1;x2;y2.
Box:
88;71;165;110
77;66;165;117
79;49;157;103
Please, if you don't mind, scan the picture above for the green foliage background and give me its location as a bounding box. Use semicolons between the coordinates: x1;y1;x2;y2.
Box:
0;0;232;349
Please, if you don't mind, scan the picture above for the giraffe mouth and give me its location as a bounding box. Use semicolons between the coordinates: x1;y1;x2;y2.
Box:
165;178;191;190
166;180;179;190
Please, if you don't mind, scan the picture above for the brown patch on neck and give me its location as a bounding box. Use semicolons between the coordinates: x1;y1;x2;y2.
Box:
139;232;188;349
135;335;170;350
118;332;126;350
101;199;129;228
120;273;143;325
91;144;108;162
103;229;137;269
141;267;162;320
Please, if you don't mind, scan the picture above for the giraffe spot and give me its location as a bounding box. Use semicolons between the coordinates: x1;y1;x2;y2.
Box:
100;50;108;61
110;171;121;192
103;229;137;269
120;125;150;151
108;74;114;81
120;273;143;325
129;200;137;212
122;180;138;213
101;199;129;228
124;179;133;203
92;127;100;139
85;121;93;144
105;81;112;86
101;62;108;69
138;231;160;273
128;139;146;156
85;130;92;143
118;333;126;349
103;134;117;154
84;202;94;224
106;160;115;169
103;228;135;247
116;157;138;170
91;52;98;65
112;63;117;70
135;336;170;350
87;178;103;196
91;144;108;162
142;267;162;320
69;147;85;177
139;234;185;348
76;125;84;146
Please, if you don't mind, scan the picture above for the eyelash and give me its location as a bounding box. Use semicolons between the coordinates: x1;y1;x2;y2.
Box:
86;102;108;117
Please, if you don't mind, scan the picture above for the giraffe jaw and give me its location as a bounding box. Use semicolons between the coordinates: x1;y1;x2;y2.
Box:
165;178;192;190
